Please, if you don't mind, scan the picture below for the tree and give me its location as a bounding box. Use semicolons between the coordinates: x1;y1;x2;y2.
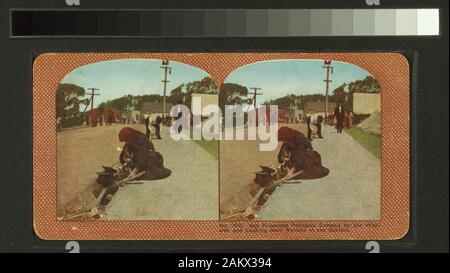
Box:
168;84;185;104
56;83;86;118
108;96;130;112
265;94;302;110
331;83;347;106
347;76;381;94
134;94;162;110
56;83;89;127
219;83;249;111
336;76;381;110
185;76;218;95
99;95;132;112
184;76;218;107
333;83;347;96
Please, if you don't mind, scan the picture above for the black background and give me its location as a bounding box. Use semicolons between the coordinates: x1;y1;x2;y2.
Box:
0;0;448;253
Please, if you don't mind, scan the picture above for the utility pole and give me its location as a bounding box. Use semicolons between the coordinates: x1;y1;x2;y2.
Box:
248;87;263;127
160;60;172;119
83;87;100;112
249;87;263;108
322;60;333;124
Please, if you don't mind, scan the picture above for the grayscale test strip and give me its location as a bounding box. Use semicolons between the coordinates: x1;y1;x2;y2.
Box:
11;9;440;37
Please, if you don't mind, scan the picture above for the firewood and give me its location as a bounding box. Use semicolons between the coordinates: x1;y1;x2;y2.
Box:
95;171;146;207
62;210;92;220
233;170;304;220
221;211;244;220
273;170;303;186
94;188;108;207
246;187;265;208
62;171;146;221
125;181;144;185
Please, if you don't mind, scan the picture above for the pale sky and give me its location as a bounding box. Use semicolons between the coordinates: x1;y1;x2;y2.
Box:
224;59;373;104
61;59;210;108
61;58;373;108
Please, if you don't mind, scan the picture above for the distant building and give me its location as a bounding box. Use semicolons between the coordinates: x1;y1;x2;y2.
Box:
303;101;337;120
294;109;304;122
190;93;219;119
130;110;141;124
102;108;123;125
277;109;287;123
85;108;122;127
190;93;219;128
284;109;304;123
247;107;287;125
353;93;381;115
140;102;174;122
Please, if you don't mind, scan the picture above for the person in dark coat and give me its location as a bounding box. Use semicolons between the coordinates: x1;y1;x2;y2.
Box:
306;114;313;141
315;115;324;138
153;115;162;139
107;111;115;126
334;102;345;133
118;127;171;180
175;101;183;134
144;116;151;139
277;127;329;179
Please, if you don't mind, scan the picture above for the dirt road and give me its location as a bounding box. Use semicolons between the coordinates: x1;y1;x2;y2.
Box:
57;124;131;212
58;122;379;220
219;124;307;208
57;124;218;220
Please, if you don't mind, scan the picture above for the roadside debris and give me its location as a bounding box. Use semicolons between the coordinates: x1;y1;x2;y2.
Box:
220;163;303;221
59;164;145;221
357;111;381;135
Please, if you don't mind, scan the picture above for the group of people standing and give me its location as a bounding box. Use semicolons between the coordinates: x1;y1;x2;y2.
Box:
305;102;354;140
144;102;186;140
306;113;324;140
145;115;163;140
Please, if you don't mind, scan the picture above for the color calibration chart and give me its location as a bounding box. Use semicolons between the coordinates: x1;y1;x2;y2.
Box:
12;9;439;37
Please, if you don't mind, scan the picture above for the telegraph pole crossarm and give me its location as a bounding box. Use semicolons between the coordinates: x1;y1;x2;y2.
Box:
83;87;100;112
249;87;263;108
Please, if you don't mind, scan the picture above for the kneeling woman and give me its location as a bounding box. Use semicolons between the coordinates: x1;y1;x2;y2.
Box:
118;127;171;180
277;127;329;179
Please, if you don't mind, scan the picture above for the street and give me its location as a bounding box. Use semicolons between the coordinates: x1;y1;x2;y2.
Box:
259;125;380;220
57;124;218;220
58;122;379;221
103;127;218;220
